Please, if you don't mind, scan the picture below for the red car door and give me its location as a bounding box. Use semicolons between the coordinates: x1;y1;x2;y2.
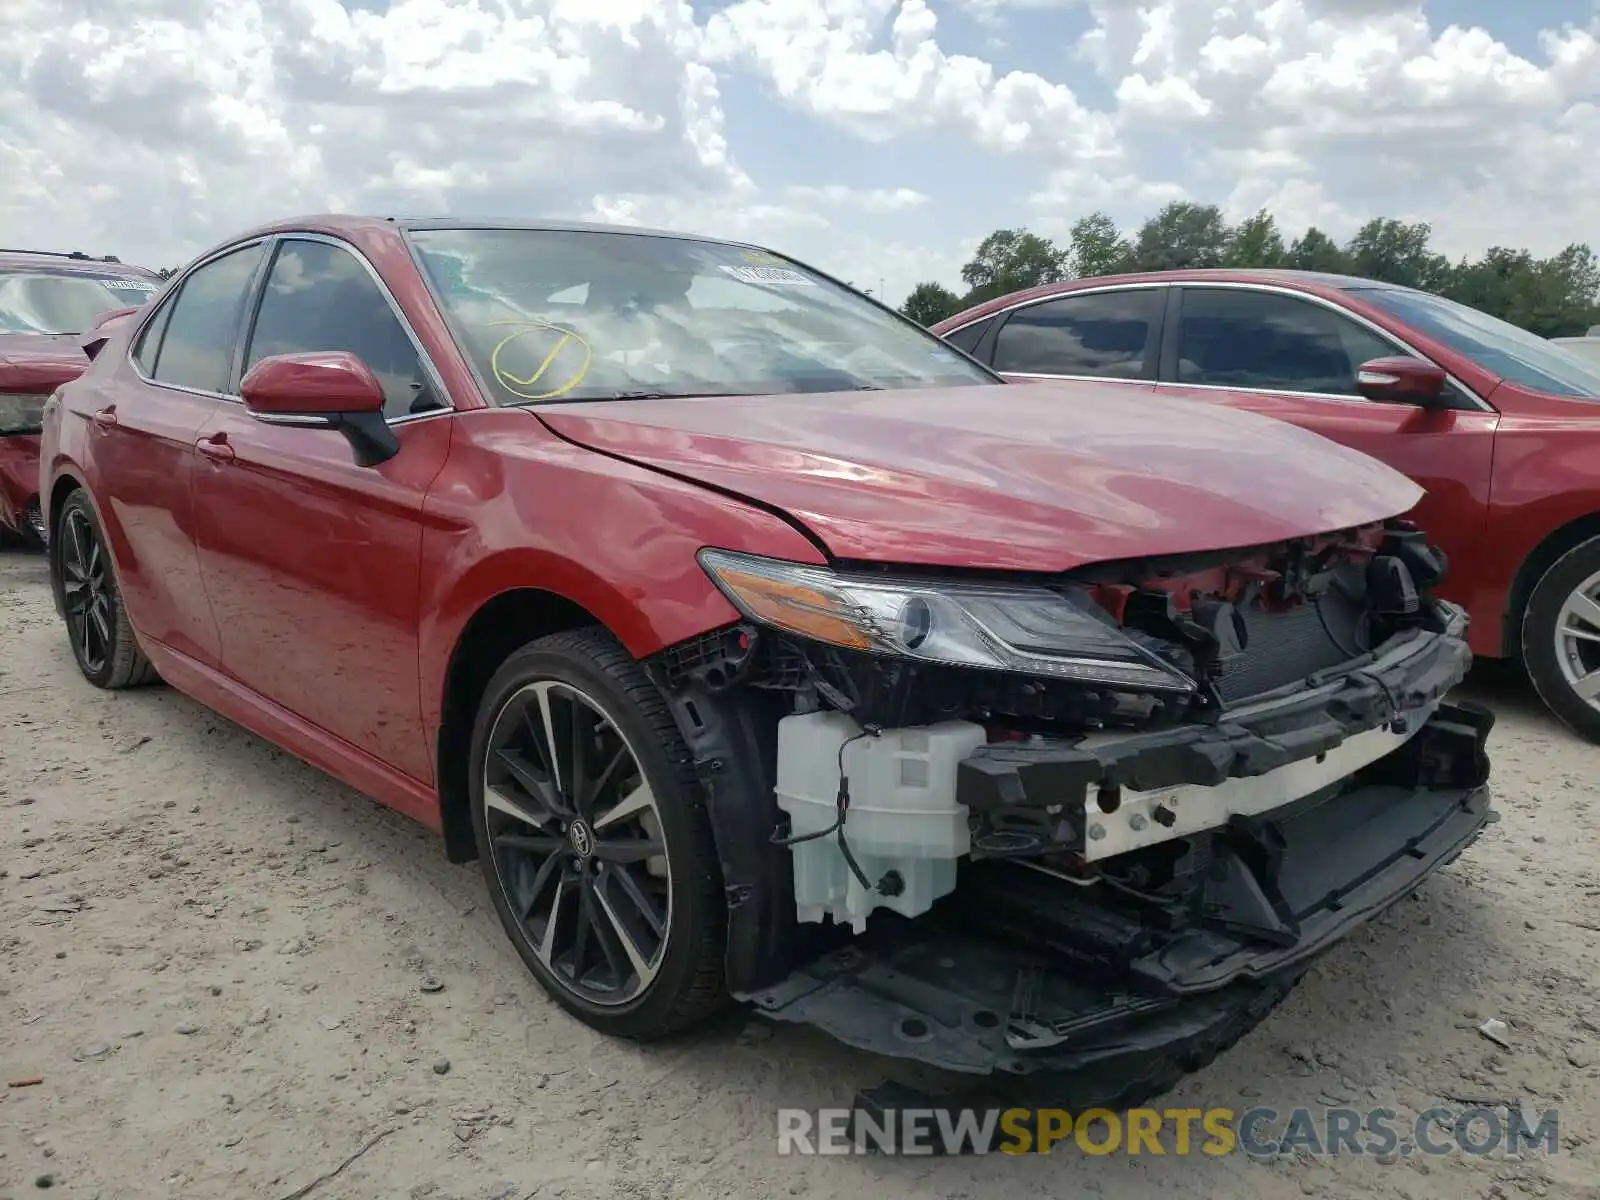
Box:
78;243;273;667
188;236;454;785
1158;284;1499;641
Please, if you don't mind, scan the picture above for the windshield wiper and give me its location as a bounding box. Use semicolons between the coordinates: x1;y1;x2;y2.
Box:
603;390;752;400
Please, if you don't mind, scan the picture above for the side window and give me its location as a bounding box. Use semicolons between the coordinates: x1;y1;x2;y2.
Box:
991;291;1159;379
942;316;993;357
244;239;439;421
132;297;174;376
150;243;268;393
1175;289;1400;396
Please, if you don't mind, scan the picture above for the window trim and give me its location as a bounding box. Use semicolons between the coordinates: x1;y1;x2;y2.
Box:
1161;283;1490;412
132;291;175;377
128;238;272;401
127;233;455;428
943;279;1493;412
987;286;1164;382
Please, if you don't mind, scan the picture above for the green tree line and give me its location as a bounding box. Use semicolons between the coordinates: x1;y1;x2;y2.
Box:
899;203;1600;339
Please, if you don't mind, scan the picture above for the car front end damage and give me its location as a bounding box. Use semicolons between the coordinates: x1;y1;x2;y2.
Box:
0;431;43;542
649;519;1492;1086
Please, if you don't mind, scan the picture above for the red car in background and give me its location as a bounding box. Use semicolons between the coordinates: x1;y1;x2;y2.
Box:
0;249;163;544
935;271;1600;742
38;217;1494;1106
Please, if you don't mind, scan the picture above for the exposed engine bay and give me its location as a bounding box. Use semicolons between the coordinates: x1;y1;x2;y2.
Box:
649;519;1493;1077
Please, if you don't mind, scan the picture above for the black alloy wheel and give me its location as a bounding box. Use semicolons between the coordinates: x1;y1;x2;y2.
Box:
52;490;158;689
484;678;671;1006
60;504;113;676
468;628;727;1038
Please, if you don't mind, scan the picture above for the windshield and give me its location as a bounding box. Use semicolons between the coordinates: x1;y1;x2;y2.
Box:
1355;286;1600;399
0;269;161;335
407;228;994;403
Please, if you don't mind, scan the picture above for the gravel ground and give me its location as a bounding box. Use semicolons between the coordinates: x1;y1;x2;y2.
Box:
2;543;1598;1200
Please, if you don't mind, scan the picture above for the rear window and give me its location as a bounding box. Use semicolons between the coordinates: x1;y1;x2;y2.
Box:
991;291;1158;378
0;269;160;335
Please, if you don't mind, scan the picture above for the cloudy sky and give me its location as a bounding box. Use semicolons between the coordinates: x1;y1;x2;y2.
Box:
2;0;1596;304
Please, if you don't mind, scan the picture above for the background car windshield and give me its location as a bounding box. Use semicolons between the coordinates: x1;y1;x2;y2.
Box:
1356;286;1600;399
408;228;993;403
0;270;159;335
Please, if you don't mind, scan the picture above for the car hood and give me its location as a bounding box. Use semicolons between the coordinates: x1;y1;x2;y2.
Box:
534;381;1423;573
0;333;91;392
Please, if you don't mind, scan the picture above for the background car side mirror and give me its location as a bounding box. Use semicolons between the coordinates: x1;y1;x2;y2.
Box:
1355;356;1449;408
240;351;399;467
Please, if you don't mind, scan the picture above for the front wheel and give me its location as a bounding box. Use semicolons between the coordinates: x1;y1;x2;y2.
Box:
1522;535;1600;743
467;627;729;1039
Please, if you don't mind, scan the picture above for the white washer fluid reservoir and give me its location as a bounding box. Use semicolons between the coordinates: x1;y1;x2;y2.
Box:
774;710;988;934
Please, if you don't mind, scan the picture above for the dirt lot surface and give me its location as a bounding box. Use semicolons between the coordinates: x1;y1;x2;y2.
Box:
2;545;1599;1200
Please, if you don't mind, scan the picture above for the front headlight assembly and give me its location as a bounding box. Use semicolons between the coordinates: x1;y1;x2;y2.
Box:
697;549;1196;693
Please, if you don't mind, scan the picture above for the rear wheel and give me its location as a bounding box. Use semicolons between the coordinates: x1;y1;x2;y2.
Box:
467;627;728;1039
52;490;159;689
1522;535;1600;743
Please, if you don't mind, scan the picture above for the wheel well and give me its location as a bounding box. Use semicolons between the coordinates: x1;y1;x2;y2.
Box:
435;588;599;863
49;475;82;530
1504;512;1600;660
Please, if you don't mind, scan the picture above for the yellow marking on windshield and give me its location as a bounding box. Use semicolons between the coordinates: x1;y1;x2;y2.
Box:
487;320;593;401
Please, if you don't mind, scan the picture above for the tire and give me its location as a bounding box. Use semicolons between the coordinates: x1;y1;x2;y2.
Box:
1522;534;1600;743
467;627;729;1039
52;490;160;690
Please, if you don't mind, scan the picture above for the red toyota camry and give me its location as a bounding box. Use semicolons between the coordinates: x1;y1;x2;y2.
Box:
935;272;1600;742
39;217;1493;1107
0;249;162;543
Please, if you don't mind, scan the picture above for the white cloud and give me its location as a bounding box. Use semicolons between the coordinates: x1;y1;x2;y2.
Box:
784;184;930;212
1;0;1598;306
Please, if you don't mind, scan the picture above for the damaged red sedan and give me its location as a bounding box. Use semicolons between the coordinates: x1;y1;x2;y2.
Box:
40;217;1493;1107
0;249;162;544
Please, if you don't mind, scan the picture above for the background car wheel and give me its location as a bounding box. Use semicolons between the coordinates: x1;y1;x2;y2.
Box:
468;627;728;1039
1522;534;1600;743
52;491;160;690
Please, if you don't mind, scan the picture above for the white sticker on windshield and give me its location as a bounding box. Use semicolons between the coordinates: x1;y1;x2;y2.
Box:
98;278;157;293
718;264;816;287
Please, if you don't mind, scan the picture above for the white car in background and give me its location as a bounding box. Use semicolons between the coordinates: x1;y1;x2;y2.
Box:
1553;326;1600;365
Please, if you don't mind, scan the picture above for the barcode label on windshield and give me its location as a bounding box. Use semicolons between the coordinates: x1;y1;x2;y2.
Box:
718;264;815;286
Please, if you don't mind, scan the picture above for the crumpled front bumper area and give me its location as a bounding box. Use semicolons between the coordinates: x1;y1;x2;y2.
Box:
738;698;1494;1078
0;434;41;540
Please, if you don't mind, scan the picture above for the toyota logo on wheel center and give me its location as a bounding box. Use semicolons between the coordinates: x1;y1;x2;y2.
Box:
568;820;594;858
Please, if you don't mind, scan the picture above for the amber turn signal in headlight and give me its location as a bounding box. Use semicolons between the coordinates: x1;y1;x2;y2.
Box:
697;549;1195;693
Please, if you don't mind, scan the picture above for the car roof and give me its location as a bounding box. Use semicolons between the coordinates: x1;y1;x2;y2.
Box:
936;267;1411;329
0;248;160;278
227;213;758;250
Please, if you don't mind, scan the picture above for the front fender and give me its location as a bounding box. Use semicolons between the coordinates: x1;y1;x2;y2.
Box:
416;408;828;738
